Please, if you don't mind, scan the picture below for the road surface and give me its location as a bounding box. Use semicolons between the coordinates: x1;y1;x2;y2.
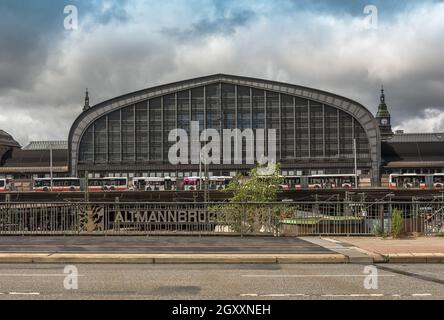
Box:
0;264;442;300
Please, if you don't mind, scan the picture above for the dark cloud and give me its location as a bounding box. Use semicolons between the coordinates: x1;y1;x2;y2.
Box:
0;0;444;145
161;9;255;40
283;0;444;17
0;0;130;93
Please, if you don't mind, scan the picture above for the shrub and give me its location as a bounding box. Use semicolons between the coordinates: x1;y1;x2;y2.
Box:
391;208;404;238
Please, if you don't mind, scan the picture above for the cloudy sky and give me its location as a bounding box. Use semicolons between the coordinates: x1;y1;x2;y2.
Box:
1;0;443;145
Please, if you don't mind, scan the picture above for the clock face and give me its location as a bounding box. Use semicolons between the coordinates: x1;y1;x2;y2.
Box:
381;119;388;125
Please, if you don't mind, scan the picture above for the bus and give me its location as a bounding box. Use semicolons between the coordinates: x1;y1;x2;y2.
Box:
308;174;358;189
87;177;128;191
208;176;233;190
389;174;427;189
282;176;303;191
132;177;175;191
179;176;233;191
389;173;444;189
432;173;444;189
0;178;7;192
33;178;81;192
183;176;202;191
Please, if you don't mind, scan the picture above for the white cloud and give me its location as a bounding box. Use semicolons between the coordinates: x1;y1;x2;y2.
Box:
1;1;444;144
395;108;444;133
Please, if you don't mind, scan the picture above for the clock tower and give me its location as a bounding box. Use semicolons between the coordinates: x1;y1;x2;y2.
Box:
376;85;393;139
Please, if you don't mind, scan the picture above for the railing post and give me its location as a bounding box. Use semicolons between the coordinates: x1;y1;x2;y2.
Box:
379;201;385;235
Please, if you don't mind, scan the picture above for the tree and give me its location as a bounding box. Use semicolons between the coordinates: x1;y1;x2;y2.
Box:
212;163;292;233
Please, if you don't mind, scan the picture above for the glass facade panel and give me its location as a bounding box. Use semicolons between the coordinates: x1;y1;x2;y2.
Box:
355;119;370;159
108;110;121;162
237;86;250;130
339;112;353;158
122;106;135;161
76;82;371;171
149;98;162;161
221;84;235;129
79;126;93;163
325;106;339;158
281;94;294;159
295;98;309;158
135;101;148;161
206;84;220;130
191;87;204;131
163;94;176;160
177;90;190;132
266;91;280;157
252;89;265;129
94;116;107;163
310;102;323;158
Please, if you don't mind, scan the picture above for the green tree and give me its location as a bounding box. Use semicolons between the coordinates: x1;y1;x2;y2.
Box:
212;163;292;233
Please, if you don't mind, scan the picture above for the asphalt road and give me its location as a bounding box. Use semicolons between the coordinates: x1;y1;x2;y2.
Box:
0;264;442;300
0;236;332;254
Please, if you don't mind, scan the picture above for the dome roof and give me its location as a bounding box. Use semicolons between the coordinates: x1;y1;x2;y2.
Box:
0;130;21;148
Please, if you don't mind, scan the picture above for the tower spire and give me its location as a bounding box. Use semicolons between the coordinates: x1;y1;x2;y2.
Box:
380;85;385;103
376;84;393;139
83;88;90;111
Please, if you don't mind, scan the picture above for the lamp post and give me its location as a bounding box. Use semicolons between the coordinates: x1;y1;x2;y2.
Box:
49;142;53;191
353;138;358;189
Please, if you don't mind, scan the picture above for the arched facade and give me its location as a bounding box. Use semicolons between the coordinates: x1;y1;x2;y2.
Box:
68;74;381;186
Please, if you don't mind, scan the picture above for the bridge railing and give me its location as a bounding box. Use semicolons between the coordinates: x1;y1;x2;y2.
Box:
0;201;442;236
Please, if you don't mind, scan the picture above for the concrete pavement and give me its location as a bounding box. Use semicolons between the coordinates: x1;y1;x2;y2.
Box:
0;236;347;264
0;264;443;300
0;236;442;264
331;237;444;263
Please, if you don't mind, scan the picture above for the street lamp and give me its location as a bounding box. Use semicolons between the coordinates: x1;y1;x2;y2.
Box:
353;138;358;189
50;142;53;191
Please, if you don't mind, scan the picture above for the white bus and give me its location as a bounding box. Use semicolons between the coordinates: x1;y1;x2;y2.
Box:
389;174;427;189
33;178;81;192
208;176;233;190
0;178;7;192
132;177;175;191
87;177;128;191
388;173;444;189
308;174;357;189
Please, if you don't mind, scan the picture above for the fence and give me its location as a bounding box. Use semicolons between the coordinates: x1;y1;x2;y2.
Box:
0;201;443;236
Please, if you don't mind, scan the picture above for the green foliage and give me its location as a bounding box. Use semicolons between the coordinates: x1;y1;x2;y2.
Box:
391;208;404;238
225;164;283;203
211;163;293;233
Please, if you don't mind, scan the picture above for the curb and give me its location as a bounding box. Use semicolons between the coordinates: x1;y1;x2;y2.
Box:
1;253;443;264
383;253;444;264
0;253;347;264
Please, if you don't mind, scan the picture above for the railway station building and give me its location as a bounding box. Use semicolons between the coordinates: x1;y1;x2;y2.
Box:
2;74;444;187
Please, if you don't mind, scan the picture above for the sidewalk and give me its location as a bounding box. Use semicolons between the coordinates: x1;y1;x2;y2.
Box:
331;237;444;263
0;236;345;264
0;236;442;264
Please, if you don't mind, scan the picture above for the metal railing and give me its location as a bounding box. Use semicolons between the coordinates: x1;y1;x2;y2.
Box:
0;201;443;236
